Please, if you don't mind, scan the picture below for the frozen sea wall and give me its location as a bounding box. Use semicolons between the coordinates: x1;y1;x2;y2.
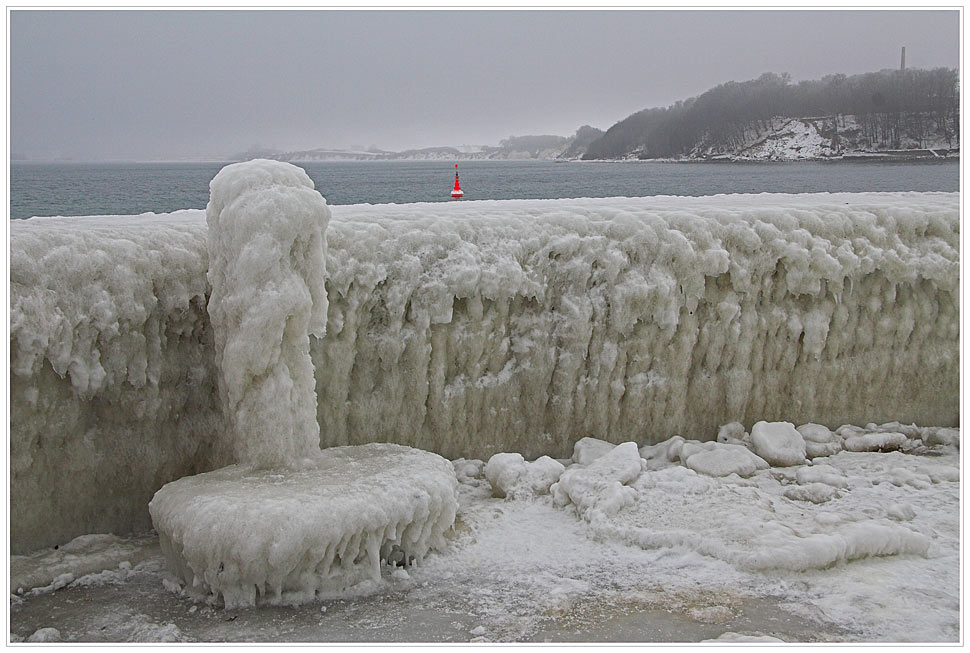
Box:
316;193;959;458
9;192;959;553
9;212;229;553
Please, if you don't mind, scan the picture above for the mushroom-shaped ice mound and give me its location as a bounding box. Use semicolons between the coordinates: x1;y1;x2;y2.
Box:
149;443;458;608
150;160;458;608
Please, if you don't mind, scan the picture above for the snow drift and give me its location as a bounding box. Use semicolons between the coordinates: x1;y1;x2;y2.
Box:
9;187;960;553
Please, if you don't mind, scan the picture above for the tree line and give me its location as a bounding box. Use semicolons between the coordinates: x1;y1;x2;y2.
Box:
582;68;959;160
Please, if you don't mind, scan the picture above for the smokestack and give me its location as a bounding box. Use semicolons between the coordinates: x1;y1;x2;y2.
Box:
901;46;906;70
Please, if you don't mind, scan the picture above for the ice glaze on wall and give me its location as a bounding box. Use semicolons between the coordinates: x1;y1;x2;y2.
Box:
9;191;960;552
316;193;959;459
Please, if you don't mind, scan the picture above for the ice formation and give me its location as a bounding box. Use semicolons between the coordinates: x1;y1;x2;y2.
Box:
10;533;154;595
205;159;331;469
8;211;224;552
150;443;458;608
484;452;565;498
9;188;960;553
750;421;807;466
147;160;458;607
308;192;960;461
525;420;956;573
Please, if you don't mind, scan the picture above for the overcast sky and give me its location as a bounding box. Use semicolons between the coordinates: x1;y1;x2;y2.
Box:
9;9;961;161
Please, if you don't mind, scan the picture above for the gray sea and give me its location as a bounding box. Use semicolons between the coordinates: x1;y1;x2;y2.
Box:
9;159;960;220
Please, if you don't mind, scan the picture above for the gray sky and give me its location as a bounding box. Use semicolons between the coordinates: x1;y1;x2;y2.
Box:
9;9;961;161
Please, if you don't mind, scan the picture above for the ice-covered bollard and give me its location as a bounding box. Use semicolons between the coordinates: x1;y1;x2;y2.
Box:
205;159;330;469
150;161;457;607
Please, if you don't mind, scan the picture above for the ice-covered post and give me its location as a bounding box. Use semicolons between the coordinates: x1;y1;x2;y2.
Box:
206;159;330;469
152;160;456;608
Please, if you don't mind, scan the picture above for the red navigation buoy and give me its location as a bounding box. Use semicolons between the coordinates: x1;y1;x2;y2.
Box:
451;163;463;198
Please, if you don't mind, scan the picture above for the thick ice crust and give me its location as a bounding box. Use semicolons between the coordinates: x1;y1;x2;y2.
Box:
9;211;231;553
149;443;458;608
318;192;959;458
10;191;960;551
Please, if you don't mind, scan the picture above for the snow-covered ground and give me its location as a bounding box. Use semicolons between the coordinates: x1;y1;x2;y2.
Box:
9;422;960;643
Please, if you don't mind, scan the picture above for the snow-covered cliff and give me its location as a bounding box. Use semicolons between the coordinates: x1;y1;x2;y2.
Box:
9;191;959;552
688;115;959;162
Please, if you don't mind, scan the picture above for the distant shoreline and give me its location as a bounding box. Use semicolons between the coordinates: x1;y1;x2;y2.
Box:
10;153;959;165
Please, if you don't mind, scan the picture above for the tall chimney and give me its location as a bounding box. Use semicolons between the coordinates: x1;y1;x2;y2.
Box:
901;46;906;70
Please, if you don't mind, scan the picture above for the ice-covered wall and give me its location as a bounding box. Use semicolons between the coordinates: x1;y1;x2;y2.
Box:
9;191;959;552
316;193;959;460
9;212;230;553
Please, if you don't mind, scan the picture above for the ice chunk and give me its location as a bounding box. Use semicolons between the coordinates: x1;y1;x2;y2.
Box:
484;453;565;499
571;437;617;466
552;442;642;518
843;431;908;453
205;159;330;469
702;632;785;643
797;422;836;443
149;443;458;608
795;464;847;488
888;467;932;490
484;452;526;498
26;628;62;642
452;458;485;485
716;421;749;446
804;440;844;459
784;482;840;504
10;533;151;594
745;520;930;571
924;427;960;448
750;421;807;467
682;442;768;478
887;503;916;521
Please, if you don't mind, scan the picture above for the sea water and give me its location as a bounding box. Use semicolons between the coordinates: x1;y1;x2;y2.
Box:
8;159;960;220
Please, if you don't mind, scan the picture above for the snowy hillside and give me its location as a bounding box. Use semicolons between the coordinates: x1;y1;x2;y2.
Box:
9;191;959;556
688;115;959;162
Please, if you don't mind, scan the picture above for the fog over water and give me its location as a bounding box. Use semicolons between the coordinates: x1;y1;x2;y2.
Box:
9;9;960;161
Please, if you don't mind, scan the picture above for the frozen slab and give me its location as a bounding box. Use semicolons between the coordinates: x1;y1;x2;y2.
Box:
10;533;154;594
682;442;768;478
750;421;807;467
797;423;844;459
571;437;617;466
149;443;458;608
843;431;908;452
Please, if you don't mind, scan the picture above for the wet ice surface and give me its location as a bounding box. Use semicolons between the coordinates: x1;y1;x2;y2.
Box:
9;443;959;644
